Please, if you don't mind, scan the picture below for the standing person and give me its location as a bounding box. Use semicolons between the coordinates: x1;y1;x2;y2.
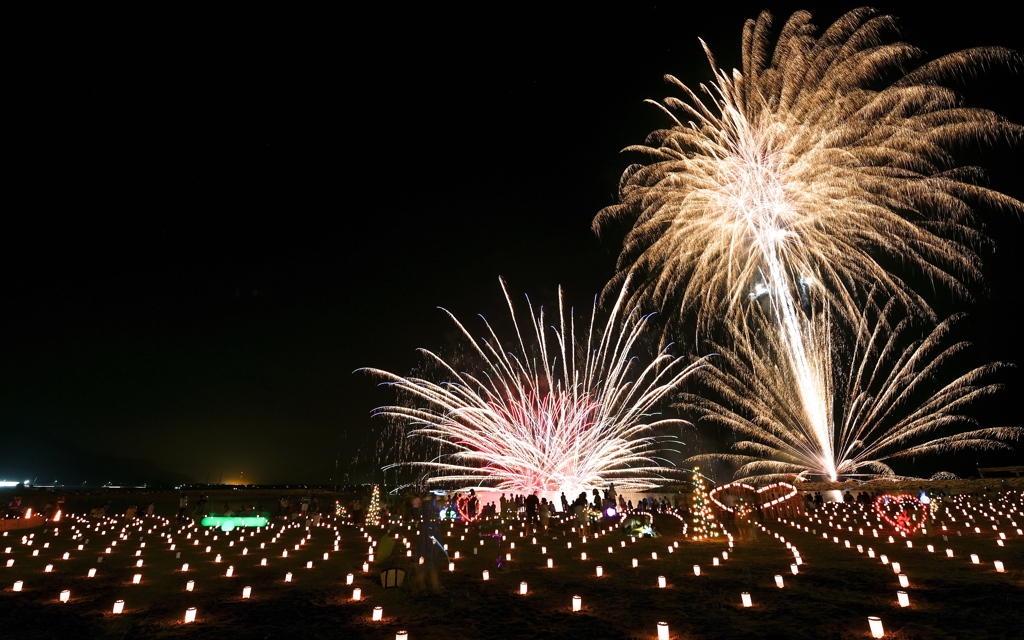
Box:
539;498;551;534
467;489;479;520
411;494;422;521
560;492;569;513
195;495;208;518
177;494;188;521
525;491;540;530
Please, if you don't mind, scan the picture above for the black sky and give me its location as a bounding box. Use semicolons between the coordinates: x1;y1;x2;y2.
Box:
4;2;1022;485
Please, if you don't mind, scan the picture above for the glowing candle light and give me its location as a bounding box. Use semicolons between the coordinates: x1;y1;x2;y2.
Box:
946;549;954;557
869;616;885;638
88;568;96;578
346;573;354;585
658;575;666;588
362;562;369;572
5;560;11;568
285;572;292;582
186;580;195;591
596;566;603;577
693;564;701;576
13;580;23;592
898;574;909;588
396;632;408;640
632;558;639;568
994;560;1005;573
352;587;361;601
572;595;582;611
60;590;70;603
44;565;53;573
897;591;909;607
741;592;752;607
113;600;124;614
712;558;719;566
520;581;528;594
581;552;587;560
891;562;901;574
657;622;670;640
547;558;554;569
775;575;784;588
970;554;980;564
372;606;383;621
261;558;267;566
182;563;189;572
652;552;658;560
482;570;489;581
184;607;196;623
448;562;455;572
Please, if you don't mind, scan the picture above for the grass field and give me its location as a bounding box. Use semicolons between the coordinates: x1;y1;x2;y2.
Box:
1;489;1020;640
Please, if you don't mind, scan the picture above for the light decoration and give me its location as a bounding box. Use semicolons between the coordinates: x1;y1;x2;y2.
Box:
897;591;910;607
869;617;885;638
200;516;268;532
690;468;719;539
658;575;666;588
242;586;251;599
709;481;796;512
373;606;383;621
186;580;195;592
352;587;362;601
741;592;752;607
520;581;528;594
185;607;196;624
365;279;702;494
367;486;382;527
874;495;927;535
572;595;582;612
60;590;70;603
13;581;23;592
113;600;124;614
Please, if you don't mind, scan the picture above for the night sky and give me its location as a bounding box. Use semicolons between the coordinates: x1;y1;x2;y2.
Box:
4;3;1021;486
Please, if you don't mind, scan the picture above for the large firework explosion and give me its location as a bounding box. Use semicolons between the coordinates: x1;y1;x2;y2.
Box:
363;279;703;494
593;8;1022;481
681;298;1018;483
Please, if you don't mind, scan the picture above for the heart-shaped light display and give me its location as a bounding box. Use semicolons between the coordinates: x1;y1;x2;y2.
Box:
455;494;480;522
873;494;927;535
709;481;797;512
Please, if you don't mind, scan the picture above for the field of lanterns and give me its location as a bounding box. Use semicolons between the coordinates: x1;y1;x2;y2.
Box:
1;488;1021;639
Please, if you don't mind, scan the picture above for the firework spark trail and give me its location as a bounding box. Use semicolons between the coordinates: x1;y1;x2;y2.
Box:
682;299;1018;483
594;8;1022;480
362;279;705;495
